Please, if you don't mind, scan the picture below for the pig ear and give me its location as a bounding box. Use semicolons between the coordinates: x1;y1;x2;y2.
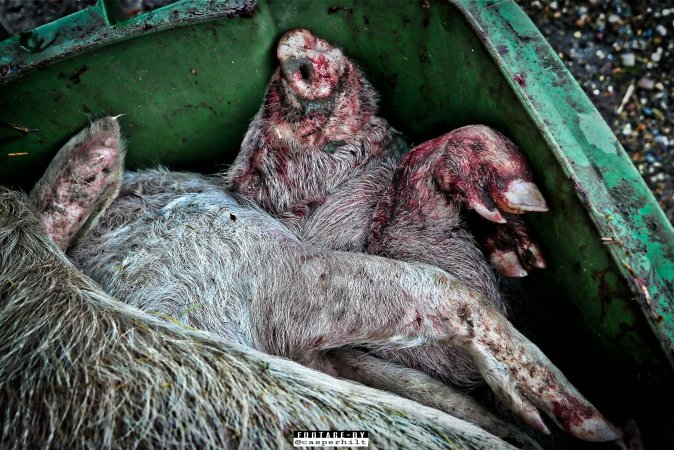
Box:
29;116;125;251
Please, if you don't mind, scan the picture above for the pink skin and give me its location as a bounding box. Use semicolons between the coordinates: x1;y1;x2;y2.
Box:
230;29;621;441
226;28;619;441
29;117;124;250
231;68;372;195
229;29;391;217
231;29;546;277
370;126;548;277
411;126;548;223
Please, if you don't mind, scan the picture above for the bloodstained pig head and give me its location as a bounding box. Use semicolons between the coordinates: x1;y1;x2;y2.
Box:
263;28;380;149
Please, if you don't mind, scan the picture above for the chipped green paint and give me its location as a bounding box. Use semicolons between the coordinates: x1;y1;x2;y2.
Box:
460;0;674;362
1;0;673;444
0;0;257;83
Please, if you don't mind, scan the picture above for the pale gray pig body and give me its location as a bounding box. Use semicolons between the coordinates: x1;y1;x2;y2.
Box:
0;188;513;450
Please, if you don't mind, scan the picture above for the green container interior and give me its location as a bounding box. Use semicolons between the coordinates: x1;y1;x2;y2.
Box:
1;0;673;447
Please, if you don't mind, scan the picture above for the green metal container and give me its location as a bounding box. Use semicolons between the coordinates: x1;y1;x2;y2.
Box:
1;0;673;446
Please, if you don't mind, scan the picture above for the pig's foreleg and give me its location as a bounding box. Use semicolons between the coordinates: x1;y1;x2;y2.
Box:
327;348;543;450
262;249;621;442
29;116;124;250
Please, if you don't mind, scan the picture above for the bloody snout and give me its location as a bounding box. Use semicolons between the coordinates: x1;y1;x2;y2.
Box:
277;28;344;101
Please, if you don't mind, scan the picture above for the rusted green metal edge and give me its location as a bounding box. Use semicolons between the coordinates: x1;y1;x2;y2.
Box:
0;0;256;84
454;0;674;367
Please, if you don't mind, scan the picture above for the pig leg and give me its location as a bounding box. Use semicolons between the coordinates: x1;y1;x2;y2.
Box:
249;242;620;442
363;127;545;387
431;126;548;221
26;121;617;441
29;116;124;250
372;125;547;276
360;137;621;440
365;147;507;389
0;187;514;450
327;348;544;450
468;212;547;278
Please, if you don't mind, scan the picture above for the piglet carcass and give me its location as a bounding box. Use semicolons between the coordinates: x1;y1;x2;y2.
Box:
21;29;621;447
0;187;513;449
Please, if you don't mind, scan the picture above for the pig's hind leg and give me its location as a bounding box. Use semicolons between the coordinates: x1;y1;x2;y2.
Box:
328;348;544;450
371;125;547;277
265;248;620;442
362;126;623;441
29;116;124;250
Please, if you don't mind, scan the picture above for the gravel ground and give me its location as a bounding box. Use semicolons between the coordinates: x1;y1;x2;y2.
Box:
516;0;674;224
1;0;672;223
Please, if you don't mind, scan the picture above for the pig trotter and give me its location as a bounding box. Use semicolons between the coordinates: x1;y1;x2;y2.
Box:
470;213;547;277
395;125;548;276
425;125;548;220
29;116;124;250
458;301;622;442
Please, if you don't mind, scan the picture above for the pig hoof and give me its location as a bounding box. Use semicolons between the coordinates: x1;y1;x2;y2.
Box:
470;323;622;442
29;116;125;250
403;124;550;277
502;180;548;214
472;213;547;277
408;124;548;222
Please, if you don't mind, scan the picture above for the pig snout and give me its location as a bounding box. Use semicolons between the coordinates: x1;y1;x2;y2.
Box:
277;28;345;101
